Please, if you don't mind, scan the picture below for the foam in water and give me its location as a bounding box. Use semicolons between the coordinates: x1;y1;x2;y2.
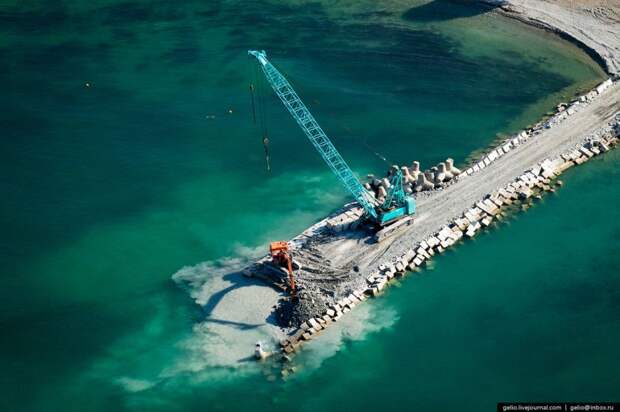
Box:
172;250;399;378
290;303;399;373
69;254;287;399
172;251;281;365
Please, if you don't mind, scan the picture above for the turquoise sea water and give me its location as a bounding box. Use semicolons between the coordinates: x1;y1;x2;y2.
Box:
1;1;616;411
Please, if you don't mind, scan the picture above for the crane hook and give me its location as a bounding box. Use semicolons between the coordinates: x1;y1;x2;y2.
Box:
263;135;271;172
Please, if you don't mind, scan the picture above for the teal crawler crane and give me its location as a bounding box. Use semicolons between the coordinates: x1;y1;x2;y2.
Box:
248;50;415;235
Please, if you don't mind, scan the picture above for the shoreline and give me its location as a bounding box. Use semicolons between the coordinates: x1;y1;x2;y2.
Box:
479;0;620;77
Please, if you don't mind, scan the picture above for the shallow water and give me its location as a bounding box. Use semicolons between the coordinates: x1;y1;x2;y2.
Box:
0;1;615;411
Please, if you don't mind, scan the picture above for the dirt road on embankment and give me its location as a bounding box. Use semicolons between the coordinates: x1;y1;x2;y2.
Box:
310;81;620;291
266;79;619;329
354;82;620;273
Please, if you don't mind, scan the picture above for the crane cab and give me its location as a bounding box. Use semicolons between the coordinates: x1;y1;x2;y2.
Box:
377;195;416;226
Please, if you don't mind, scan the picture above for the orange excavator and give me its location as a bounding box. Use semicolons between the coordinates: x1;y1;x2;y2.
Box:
269;241;296;298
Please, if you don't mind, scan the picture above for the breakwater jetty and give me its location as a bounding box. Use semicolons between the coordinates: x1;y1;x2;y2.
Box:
180;0;620;368
244;76;619;357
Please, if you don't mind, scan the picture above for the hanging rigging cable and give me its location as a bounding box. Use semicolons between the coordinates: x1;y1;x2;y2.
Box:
257;71;272;173
361;139;391;166
262;135;271;172
249;83;257;125
250;61;271;172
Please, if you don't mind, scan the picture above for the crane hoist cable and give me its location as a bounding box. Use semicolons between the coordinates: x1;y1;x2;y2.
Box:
250;61;271;172
361;139;391;166
257;66;271;172
248;49;416;228
249;83;257;125
262;135;271;172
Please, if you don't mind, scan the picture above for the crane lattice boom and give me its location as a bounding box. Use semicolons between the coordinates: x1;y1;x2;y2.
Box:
248;50;379;219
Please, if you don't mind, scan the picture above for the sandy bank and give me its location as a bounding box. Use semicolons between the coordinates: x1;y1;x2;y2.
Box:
173;260;286;367
482;0;620;76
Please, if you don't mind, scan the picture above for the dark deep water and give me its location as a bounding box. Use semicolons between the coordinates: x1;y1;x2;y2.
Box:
0;0;616;411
